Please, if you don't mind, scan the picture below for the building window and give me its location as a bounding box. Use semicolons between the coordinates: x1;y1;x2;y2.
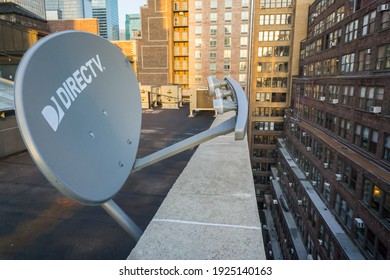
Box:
256;77;272;87
242;0;249;7
272;77;288;88
224;25;232;35
242;11;249;21
224;50;231;59
239;74;247;83
224;62;231;72
362;11;376;36
272;92;287;102
195;13;202;23
354;124;379;154
345;20;358;42
240;61;247;71
195;26;202;35
210;13;217;22
210;25;217;35
356;86;384;110
258;30;290;41
381;11;390;30
363;178;390;225
240;49;248;59
240;37;248;46
338;118;350;139
224;37;231;47
210;38;216;48
326;28;342;48
195;75;201;83
195;50;201;60
384;134;390;162
209;63;216;72
225;0;232;9
225;12;232;21
257;62;272;73
195;1;202;10
210;51;216;60
338;160;358;191
195;63;201;72
195;38;202;47
342;85;354;106
241;24;248;34
376;44;390;70
274;46;289;56
258;46;272;57
341;53;355;73
274;62;288;72
336;5;345;22
260;0;292;8
210;0;217;9
358;49;371;71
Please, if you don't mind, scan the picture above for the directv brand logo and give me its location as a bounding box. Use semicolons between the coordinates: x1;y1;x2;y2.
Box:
41;54;105;132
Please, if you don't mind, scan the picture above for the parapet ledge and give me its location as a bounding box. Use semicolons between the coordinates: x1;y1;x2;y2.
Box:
128;111;266;260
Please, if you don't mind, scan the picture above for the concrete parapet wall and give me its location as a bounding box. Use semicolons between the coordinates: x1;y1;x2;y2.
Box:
128;112;266;260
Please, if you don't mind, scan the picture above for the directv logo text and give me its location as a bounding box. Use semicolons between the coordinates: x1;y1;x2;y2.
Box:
41;54;105;131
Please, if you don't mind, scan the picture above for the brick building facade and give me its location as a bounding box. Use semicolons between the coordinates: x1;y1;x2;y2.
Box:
47;18;99;35
271;0;390;259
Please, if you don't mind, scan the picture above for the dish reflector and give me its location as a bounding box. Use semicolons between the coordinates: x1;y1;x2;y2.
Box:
14;31;141;205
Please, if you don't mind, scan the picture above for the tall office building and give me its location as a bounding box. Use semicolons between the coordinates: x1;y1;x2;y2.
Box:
136;0;250;90
92;0;119;40
248;0;312;202
271;0;390;259
188;0;251;90
125;13;141;39
0;0;46;19
45;0;92;20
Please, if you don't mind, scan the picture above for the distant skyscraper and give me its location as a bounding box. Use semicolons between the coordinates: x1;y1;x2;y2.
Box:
1;0;46;19
45;0;92;20
92;0;119;40
125;14;141;40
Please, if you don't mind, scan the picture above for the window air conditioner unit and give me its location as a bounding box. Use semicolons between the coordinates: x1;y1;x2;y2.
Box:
302;132;307;136
324;182;331;190
330;41;337;47
312;181;317;186
297;200;303;205
369;106;382;114
318;239;323;246
283;172;287;176
323;162;329;169
335;173;342;181
273;199;278;205
331;98;338;104
288;182;293;187
354;218;365;228
276;177;280;181
291;123;295;127
305;172;310;177
294;157;299;162
319;96;326;101
306;146;312;152
378;4;390;12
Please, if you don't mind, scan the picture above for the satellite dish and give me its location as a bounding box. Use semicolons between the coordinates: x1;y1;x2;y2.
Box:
14;31;141;205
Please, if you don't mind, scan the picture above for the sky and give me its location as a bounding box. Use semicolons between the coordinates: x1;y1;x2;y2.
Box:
118;0;147;30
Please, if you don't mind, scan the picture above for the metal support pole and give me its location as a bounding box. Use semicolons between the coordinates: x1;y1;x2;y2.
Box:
132;116;236;173
102;199;143;241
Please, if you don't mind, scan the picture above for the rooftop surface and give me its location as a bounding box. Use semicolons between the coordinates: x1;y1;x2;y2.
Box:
0;106;214;259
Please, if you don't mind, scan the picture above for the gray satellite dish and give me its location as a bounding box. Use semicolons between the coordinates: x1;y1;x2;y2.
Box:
14;31;248;243
15;31;141;206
